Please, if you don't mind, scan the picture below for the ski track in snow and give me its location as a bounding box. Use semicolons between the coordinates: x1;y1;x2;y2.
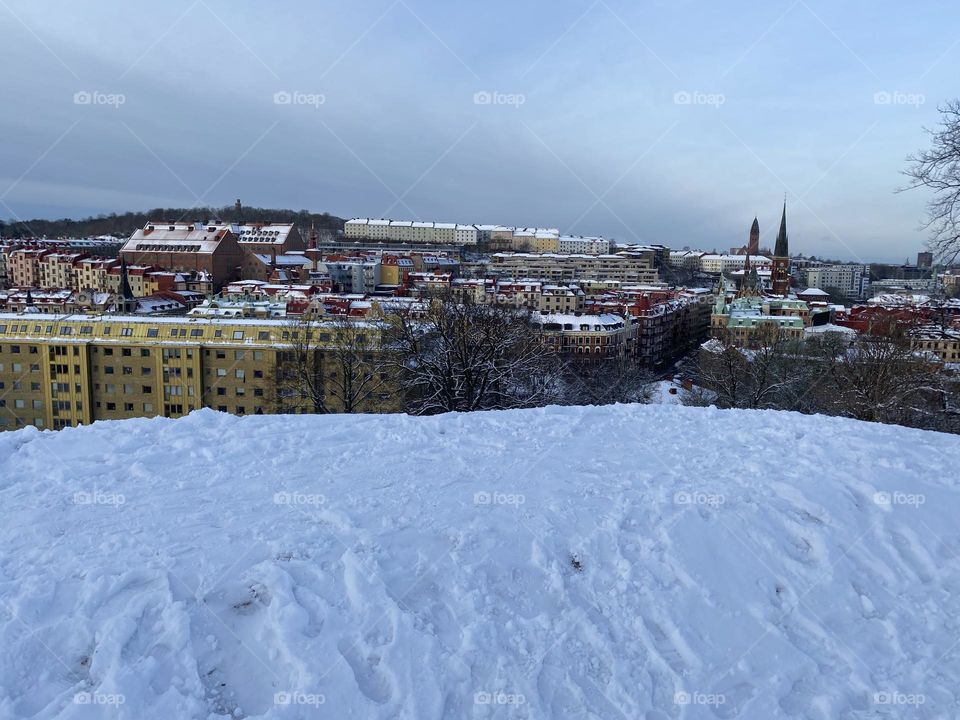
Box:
0;405;958;718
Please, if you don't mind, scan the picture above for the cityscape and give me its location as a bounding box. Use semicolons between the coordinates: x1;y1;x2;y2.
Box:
3;1;960;718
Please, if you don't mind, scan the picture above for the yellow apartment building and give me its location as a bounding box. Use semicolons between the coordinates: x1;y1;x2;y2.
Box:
0;314;399;431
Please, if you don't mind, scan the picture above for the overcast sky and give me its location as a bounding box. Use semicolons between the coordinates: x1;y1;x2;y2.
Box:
1;0;957;262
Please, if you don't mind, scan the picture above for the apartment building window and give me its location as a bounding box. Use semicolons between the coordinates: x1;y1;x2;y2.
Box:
29;346;38;354
80;326;93;335
11;345;19;353
104;348;113;356
32;400;42;409
216;351;226;359
234;351;245;360
253;370;263;379
254;351;263;361
236;406;246;414
122;348;132;356
216;368;226;377
120;328;132;336
106;403;116;411
141;367;151;375
169;329;178;337
217;387;225;396
15;400;24;408
143;403;153;412
147;328;158;337
235;369;245;380
140;349;150;357
12;363;21;372
123;384;133;394
105;367;114;374
124;403;134;411
254;388;263;397
105;384;115;393
233;331;244;340
217;405;227;412
258;332;269;340
122;366;132;375
142;385;152;394
60;327;72;335
236;387;245;396
190;329;203;337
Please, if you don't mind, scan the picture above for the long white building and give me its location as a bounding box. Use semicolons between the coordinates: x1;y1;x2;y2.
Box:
344;219;478;245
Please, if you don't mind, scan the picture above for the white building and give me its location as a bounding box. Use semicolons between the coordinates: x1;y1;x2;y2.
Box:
558;236;610;255
343;219;478;245
805;265;870;301
700;254;772;274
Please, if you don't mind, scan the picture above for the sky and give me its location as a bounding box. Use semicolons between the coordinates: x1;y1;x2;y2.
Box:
1;0;958;263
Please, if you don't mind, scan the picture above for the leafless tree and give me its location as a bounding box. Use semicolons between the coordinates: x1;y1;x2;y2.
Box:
323;315;393;413
273;314;393;414
685;326;805;410
559;355;657;406
274;314;328;414
808;331;947;427
384;291;561;414
902;99;960;264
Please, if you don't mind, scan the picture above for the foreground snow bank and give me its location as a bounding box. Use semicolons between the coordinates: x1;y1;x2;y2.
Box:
1;405;958;719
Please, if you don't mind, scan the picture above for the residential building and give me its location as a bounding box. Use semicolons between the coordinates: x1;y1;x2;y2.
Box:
490;253;659;284
805;264;870;301
0;314;400;431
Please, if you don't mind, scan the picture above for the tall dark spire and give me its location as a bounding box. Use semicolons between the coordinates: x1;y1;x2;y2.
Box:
119;258;134;301
774;202;788;258
749;217;760;256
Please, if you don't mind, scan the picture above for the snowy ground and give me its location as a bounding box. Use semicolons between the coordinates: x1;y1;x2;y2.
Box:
1;405;959;719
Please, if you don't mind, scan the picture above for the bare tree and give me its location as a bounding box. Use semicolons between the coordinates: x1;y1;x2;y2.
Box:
902;100;960;264
324;315;393;413
559;355;657;406
274;314;328;414
808;331;947;427
385;291;561;414
686;326;805;410
273;313;394;414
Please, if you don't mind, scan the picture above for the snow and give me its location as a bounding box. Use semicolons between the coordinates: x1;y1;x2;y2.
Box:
1;405;959;718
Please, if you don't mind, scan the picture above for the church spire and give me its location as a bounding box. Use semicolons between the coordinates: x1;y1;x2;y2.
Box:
749;216;760;256
774;201;788;258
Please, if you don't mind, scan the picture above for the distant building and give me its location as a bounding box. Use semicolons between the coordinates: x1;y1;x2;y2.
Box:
917;251;934;269
805;264;870;301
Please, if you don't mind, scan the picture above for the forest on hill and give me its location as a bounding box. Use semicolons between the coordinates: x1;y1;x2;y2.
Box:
0;206;346;239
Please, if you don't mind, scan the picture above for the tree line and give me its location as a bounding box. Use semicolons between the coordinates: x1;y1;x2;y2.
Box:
0;206;345;240
272;291;656;416
688;324;960;434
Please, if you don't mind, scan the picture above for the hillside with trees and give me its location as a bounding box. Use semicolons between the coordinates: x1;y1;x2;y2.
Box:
0;206;345;239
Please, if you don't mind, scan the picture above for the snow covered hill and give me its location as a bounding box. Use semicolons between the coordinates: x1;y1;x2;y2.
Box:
1;405;958;719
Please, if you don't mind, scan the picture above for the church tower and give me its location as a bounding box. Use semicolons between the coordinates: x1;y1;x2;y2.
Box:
771;202;791;297
748;217;760;256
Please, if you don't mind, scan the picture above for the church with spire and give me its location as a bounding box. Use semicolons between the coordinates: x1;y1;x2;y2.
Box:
771;202;791;297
